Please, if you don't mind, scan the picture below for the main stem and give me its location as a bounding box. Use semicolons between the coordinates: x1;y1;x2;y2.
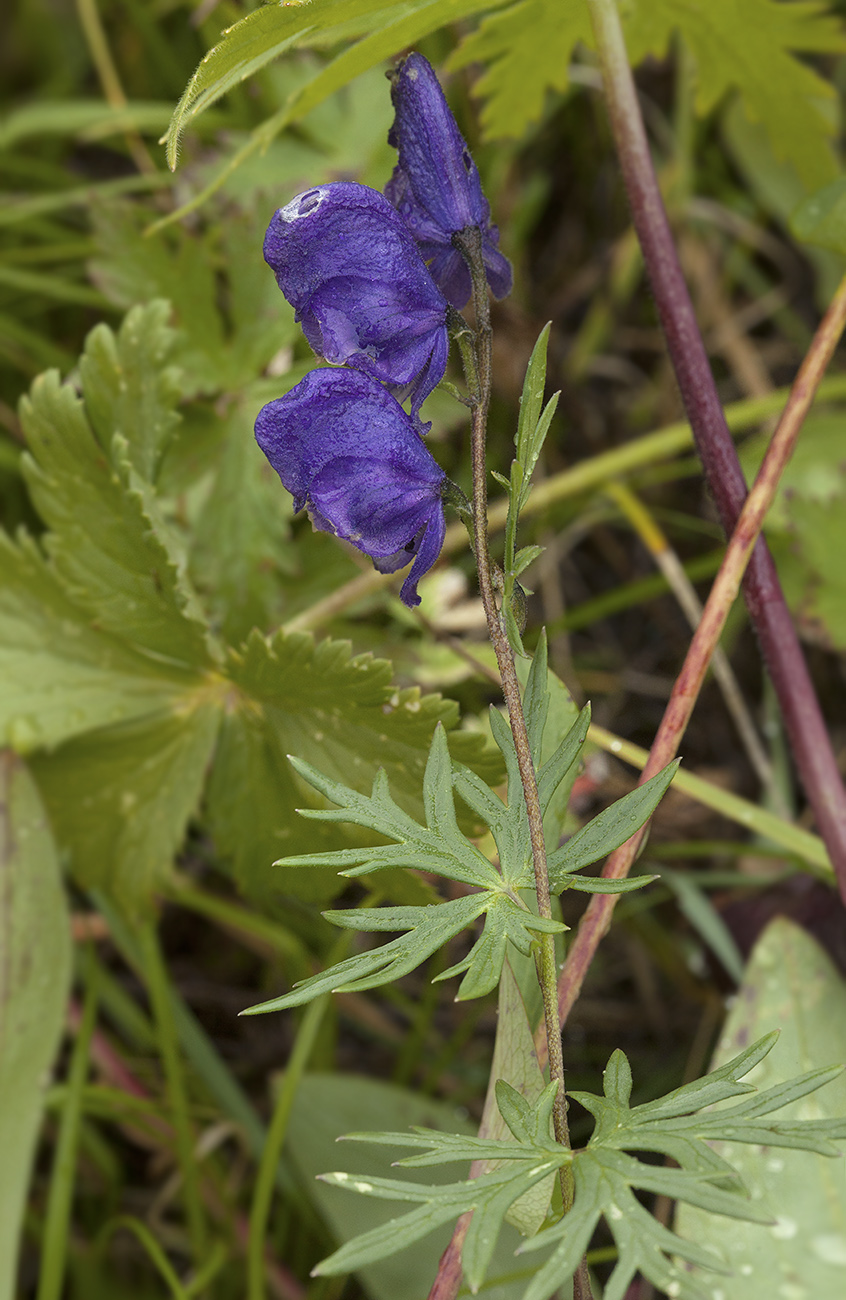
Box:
587;0;846;882
452;227;592;1300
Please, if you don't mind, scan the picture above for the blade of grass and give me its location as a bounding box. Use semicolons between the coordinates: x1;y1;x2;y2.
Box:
138;921;208;1264
587;0;846;895
36;947;99;1300
246;994;330;1300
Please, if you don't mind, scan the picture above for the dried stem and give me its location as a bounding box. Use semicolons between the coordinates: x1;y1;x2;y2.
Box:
586;0;846;886
554;262;846;1024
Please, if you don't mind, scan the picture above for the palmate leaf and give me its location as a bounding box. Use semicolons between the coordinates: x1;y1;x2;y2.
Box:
241;724;566;1012
244;636;672;1010
207;634;501;904
314;1035;845;1299
6;305;501;912
450;0;846;190
458;636;668;896
19;305;215;669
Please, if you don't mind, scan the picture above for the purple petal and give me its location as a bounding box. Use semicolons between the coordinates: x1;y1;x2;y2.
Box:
263;181;448;404
255;369;447;606
386;54;513;307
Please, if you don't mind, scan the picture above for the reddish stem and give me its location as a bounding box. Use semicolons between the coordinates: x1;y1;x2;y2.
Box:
587;0;846;884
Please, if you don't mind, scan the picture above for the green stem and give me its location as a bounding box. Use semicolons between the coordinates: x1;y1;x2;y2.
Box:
246;994;330;1300
451;227;577;1205
37;947;100;1300
139;922;208;1265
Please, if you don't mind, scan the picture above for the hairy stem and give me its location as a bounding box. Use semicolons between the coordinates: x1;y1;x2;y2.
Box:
447;228;592;1300
586;0;846;885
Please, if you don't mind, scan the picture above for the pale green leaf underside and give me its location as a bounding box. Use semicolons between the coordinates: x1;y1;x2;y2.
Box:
0;756;71;1300
163;0;511;173
675;919;846;1297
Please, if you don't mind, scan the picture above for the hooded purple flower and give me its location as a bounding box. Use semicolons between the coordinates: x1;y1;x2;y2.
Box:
386;53;512;310
256;369;446;606
263;181;449;427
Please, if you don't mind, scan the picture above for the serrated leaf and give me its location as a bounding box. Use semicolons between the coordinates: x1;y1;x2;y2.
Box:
0;532;200;752
545;761;680;891
449;0;594;139
30;700;222;915
452;0;845;189
0;754;71;1300
77;301;181;483
20;325;214;668
205;629;501;902
675;919;846;1296
189;398;297;646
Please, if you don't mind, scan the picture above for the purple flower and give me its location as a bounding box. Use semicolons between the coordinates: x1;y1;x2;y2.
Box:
386;53;512;310
263;181;449;427
255;369;447;606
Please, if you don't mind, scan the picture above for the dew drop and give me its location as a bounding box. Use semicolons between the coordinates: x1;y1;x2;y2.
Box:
811;1233;846;1266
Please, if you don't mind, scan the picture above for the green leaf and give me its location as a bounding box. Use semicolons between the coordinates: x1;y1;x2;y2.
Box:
546;761;680;891
19;318;214;668
90;205;297;396
453;0;845;188
164;0;511;174
285;1073;532;1300
448;0;594;139
323;1025;845;1298
30;701;222;915
164;0;389;166
242;724;565;1011
285;723;501;890
242;894;490;1015
77;301;181;483
675;918;846;1296
314;1161;558;1285
787;482;846;650
0;532;201;752
205;630;501;902
792;176;846;254
0;754;71;1300
189;398;298;646
474;962;554;1237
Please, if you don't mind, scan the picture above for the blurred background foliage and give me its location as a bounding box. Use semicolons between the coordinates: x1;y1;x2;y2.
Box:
2;2;846;1298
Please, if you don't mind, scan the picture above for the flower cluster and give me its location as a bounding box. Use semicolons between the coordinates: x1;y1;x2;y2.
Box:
255;54;511;606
